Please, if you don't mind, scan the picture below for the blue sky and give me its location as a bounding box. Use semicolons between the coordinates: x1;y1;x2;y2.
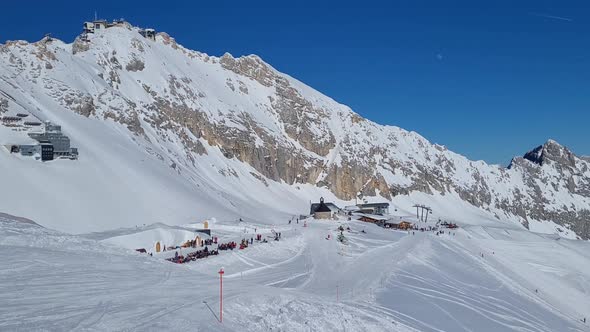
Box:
2;0;588;165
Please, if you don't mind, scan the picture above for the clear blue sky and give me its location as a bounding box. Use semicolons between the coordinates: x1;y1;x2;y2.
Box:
2;0;589;165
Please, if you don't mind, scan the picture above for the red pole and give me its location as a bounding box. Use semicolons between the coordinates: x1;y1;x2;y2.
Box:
219;268;224;323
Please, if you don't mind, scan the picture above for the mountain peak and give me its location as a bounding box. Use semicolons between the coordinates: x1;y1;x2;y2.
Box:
544;139;563;149
522;139;576;167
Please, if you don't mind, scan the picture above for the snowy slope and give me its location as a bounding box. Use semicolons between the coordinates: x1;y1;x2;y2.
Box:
1;212;588;331
0;23;588;237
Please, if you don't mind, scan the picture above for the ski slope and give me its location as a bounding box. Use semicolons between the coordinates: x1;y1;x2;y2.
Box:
1;213;588;331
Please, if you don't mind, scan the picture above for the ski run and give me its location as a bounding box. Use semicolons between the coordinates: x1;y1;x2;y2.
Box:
1;212;588;331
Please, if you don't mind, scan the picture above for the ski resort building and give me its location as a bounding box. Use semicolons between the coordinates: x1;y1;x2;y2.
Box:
2;121;75;161
382;220;413;230
28;121;78;159
4;142;55;161
357;202;389;215
312;197;333;219
18;144;40;157
310;199;341;216
357;214;389;224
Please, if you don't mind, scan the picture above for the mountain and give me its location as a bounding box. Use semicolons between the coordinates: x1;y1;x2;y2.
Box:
0;22;588;238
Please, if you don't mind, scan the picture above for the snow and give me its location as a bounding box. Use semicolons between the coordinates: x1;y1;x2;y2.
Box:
1;213;588;331
101;227;203;251
0;125;37;145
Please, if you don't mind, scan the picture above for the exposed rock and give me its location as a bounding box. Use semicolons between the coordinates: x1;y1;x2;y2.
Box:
125;58;145;72
72;37;89;54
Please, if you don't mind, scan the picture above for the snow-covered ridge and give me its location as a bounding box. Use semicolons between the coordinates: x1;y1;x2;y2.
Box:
0;22;588;238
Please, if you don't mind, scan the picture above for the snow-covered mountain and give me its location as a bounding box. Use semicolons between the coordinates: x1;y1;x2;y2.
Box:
1;22;588;238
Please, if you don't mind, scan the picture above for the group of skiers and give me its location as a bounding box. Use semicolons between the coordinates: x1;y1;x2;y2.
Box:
218;241;238;251
183;237;217;249
167;246;219;264
435;230;455;236
216;233;273;252
167;233;274;263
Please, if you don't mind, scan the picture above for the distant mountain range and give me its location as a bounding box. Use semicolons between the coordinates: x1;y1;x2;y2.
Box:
0;21;588;238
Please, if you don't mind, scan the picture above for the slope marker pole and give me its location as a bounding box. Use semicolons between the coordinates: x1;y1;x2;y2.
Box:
218;268;224;323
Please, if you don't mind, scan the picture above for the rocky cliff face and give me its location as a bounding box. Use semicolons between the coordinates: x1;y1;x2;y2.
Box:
0;23;588;238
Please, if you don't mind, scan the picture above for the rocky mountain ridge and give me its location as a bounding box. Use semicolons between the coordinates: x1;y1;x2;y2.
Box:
0;23;588;238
